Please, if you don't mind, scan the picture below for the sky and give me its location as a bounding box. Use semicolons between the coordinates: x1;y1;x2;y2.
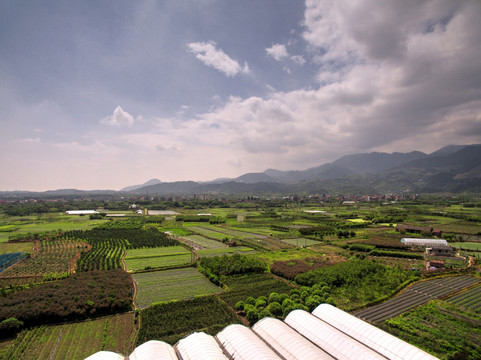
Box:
1;0;481;191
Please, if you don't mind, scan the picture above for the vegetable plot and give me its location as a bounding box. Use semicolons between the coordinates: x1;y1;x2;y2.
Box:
356;275;480;323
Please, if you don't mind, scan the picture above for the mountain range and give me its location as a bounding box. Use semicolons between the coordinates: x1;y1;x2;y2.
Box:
2;144;480;197
128;144;481;195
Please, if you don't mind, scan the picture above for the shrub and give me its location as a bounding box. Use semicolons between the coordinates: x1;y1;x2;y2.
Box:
268;302;283;317
246;308;259;324
0;317;24;338
234;301;245;311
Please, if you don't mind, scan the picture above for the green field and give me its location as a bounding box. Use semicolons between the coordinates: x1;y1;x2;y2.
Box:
0;313;136;360
180;235;227;249
281;238;323;247
450;242;481;251
132;268;222;308
0;214;107;242
124;246;193;272
197;246;256;257
383;300;481;360
0;242;34;255
1;197;481;357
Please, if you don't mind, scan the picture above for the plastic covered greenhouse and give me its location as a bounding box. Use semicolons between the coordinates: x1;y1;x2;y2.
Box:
84;305;440;360
312;303;439;360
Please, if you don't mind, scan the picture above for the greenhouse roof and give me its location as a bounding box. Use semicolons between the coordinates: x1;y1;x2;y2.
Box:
401;238;448;247
312;304;438;360
85;305;440;360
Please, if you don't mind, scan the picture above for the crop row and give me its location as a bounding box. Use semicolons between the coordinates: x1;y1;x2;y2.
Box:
446;284;481;312
62;228;179;271
132;268;221;308
0;240;85;278
1;313;135;360
384;300;481;360
180;235;227;249
356;275;480;323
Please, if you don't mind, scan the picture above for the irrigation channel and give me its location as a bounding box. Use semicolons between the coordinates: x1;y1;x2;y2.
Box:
355;275;480;324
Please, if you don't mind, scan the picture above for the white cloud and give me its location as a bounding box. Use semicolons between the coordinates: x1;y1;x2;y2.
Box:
187;41;250;77
185;0;481;168
101;106;135;127
291;55;306;65
266;44;306;66
266;43;289;61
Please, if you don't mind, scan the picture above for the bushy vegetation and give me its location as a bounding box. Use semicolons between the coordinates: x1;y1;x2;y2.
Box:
137;296;239;345
198;253;267;285
236;285;336;325
0;268;133;336
220;273;295;308
295;258;418;309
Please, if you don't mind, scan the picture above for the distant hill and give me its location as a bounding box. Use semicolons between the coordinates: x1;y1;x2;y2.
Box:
2;144;480;198
121;178;162;192
128;144;481;195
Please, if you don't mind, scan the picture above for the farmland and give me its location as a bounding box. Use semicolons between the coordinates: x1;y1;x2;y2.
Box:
355;275;481;323
446;283;481;312
0;240;87;279
132;268;222;308
0;196;480;359
0;313;136;360
136;296;239;345
124;246;193;272
383;300;481;359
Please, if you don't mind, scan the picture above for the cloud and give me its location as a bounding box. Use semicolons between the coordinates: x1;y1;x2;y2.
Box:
266;43;306;65
266;43;289;61
187;0;481;168
187;41;250;77
291;55;306;65
101;106;135;127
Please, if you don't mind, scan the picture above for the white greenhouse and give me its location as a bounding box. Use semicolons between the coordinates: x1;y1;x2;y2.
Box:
85;305;440;360
176;332;227;360
252;317;334;360
129;340;177;360
284;309;387;360
216;324;281;360
312;303;439;360
401;238;448;247
84;351;125;360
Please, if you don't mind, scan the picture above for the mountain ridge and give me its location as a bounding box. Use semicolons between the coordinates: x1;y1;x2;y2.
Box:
1;144;480;197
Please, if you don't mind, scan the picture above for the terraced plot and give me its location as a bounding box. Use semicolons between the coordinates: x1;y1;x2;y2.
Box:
187;225;291;251
197;246;256;257
355;275;480;324
124;246;194;272
446;283;481;312
0;240;87;279
179;235;227;249
132;268;221;308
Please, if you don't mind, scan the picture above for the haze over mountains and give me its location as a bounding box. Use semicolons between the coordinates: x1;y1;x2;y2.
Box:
2;144;480;197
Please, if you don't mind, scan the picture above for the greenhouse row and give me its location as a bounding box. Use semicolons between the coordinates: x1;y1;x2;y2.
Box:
85;304;438;360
